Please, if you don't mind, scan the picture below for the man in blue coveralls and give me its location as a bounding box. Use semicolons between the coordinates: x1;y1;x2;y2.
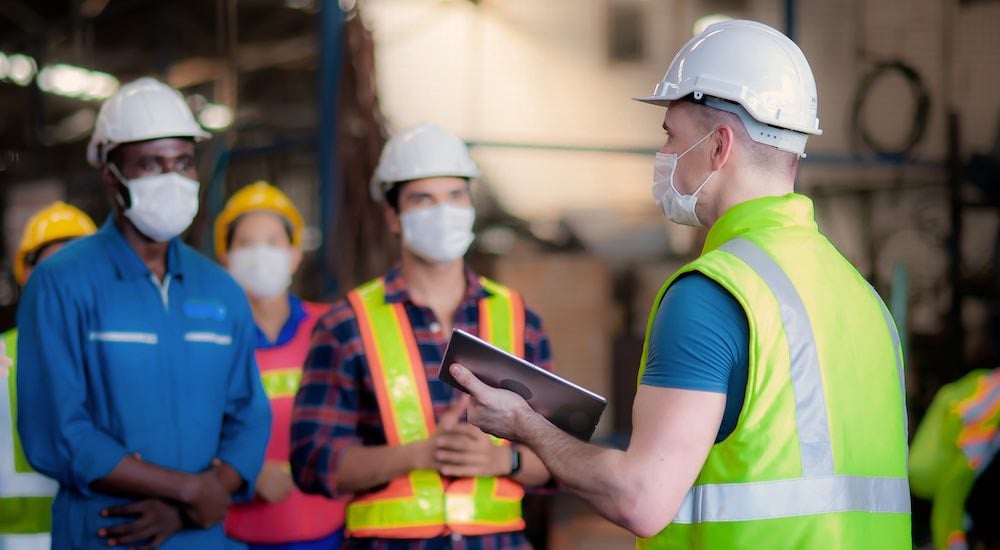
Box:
15;77;271;549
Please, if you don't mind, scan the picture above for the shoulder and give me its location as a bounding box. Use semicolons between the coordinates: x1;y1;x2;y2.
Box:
650;273;748;356
936;369;996;409
301;300;331;318
478;276;547;332
31;233;109;282
523;304;546;333
23;237;108;304
660;273;744;320
315;297;361;338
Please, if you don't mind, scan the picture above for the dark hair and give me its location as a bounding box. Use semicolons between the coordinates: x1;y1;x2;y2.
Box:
106;146;124;169
384;181;410;212
225;213;295;251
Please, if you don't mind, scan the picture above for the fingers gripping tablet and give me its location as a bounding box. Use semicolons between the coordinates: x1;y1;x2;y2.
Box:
439;329;607;441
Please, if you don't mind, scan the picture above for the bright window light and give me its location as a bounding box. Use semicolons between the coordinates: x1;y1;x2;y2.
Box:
82;71;119;100
8;54;37;86
199;103;234;131
37;63;119;100
693;13;733;36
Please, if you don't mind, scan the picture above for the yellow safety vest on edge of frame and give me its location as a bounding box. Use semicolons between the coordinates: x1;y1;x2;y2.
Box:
910;368;1000;550
345;276;526;539
637;194;911;549
1;328;58;549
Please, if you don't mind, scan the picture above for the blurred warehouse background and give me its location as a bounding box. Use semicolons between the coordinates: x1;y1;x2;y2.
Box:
0;0;998;546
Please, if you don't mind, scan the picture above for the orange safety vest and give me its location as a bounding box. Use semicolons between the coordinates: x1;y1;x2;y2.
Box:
225;301;347;544
344;276;527;539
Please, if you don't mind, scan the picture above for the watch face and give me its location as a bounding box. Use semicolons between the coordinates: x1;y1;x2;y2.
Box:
511;447;522;474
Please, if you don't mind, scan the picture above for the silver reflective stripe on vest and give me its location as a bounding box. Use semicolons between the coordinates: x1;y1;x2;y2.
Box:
719;238;833;476
669;238;910;524
866;283;909;440
0;533;51;550
673;476;910;523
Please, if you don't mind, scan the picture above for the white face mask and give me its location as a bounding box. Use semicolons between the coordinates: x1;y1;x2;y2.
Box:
652;130;717;227
227;245;292;299
111;165;201;242
400;204;476;262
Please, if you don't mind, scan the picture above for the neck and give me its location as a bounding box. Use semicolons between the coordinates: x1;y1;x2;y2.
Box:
704;170;793;227
115;213;169;281
400;249;466;330
249;292;291;343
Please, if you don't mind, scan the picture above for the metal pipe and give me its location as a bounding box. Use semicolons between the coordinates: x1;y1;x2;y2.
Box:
785;0;796;42
317;0;344;297
946;110;964;375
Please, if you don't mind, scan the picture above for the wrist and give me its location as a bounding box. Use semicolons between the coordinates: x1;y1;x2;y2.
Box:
174;472;200;505
410;439;434;471
512;404;538;444
212;461;243;495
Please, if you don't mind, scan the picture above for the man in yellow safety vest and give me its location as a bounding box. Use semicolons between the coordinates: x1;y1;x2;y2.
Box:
450;20;911;549
911;367;1000;549
290;122;553;549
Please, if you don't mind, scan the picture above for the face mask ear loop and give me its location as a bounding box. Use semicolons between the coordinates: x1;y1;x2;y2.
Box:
107;162;132;210
677;129;716;159
692;170;717;197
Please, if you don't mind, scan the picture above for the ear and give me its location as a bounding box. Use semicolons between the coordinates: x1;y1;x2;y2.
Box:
710;125;735;171
289;246;303;274
385;204;402;237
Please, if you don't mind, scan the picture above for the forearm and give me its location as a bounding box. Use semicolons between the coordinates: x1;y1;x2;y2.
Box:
336;440;428;494
519;413;635;527
89;455;197;503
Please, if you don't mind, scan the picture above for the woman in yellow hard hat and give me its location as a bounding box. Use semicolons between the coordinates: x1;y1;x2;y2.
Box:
1;201;96;548
14;201;98;286
216;182;345;550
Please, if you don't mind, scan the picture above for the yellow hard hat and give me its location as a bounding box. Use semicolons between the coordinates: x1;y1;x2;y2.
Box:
15;201;98;285
214;181;304;259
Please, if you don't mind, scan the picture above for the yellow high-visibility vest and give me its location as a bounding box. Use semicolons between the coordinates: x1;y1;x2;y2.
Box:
1;328;58;549
345;276;526;539
637;195;911;549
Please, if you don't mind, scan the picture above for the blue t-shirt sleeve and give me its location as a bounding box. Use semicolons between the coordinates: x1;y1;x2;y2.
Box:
640;273;749;441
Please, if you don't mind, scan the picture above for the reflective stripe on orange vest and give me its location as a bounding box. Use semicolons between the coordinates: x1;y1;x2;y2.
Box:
345;276;526;539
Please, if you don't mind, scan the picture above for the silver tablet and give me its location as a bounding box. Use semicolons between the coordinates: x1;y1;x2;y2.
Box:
439;329;607;441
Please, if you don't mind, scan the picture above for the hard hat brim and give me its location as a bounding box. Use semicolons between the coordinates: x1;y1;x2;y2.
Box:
632;95;674;107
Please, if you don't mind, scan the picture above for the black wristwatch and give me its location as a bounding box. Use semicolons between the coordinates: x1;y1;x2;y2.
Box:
509;446;522;476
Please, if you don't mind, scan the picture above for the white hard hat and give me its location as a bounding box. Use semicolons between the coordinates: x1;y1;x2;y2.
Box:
87;77;210;167
634;20;822;156
370;122;481;201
